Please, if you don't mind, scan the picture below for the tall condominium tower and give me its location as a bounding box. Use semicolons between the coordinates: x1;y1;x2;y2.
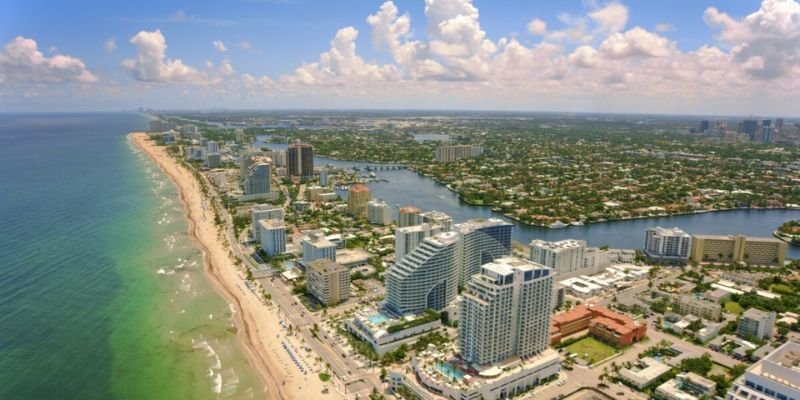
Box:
460;257;553;366
245;163;271;195
287;141;314;177
394;223;443;263
347;184;371;219
455;218;513;285
398;205;422;227
421;210;453;231
643;226;691;263
385;231;460;316
529;239;587;274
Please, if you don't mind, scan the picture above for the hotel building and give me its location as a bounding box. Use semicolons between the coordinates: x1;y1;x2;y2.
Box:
690;234;787;265
306;259;350;306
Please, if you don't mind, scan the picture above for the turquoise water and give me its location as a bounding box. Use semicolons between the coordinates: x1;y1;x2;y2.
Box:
435;362;465;381
367;313;391;324
0;113;259;399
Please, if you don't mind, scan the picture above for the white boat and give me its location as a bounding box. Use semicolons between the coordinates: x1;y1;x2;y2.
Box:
549;221;569;229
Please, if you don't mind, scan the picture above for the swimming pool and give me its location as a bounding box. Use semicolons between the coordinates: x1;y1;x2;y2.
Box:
368;313;390;324
435;362;465;381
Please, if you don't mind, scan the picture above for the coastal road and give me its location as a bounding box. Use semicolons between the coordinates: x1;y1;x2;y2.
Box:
200;170;381;398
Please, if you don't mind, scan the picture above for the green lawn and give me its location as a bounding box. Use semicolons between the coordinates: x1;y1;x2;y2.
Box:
725;301;744;315
565;337;618;365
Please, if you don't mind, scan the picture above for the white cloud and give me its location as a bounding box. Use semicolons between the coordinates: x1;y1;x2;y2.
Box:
527;18;547;36
213;40;227;52
239;41;254;50
569;45;601;68
654;23;674;32
0;36;98;84
123;29;230;85
599;27;675;59
104;37;117;53
282;26;399;86
705;0;800;79
589;2;628;34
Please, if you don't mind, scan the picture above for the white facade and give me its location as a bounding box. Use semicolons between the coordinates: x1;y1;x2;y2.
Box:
455;218;513;285
434;145;484;163
394;223;443;263
727;342;800;400
460;257;553;366
644;226;691;262
258;219;286;256
529;239;587;275
302;233;337;265
738;308;776;341
420;210;453;231
207;140;219;153
251;204;284;241
367;200;392;225
385;231;460;316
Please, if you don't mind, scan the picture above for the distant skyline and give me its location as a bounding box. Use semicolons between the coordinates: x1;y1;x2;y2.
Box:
1;0;799;115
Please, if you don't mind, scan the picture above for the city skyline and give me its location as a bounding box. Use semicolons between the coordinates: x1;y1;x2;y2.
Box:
2;0;800;115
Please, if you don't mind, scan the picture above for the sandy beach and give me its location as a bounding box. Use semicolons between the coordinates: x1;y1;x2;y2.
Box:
130;133;339;400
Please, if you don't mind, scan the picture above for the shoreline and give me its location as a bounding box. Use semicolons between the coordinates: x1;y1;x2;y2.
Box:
130;133;312;400
313;150;800;229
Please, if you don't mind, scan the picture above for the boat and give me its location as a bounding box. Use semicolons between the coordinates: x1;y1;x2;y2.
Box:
571;221;584;226
549;221;569;229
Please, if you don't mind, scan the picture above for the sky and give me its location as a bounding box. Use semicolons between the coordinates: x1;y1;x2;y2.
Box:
0;0;799;116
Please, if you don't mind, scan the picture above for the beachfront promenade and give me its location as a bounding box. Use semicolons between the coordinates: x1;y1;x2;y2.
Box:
132;132;381;400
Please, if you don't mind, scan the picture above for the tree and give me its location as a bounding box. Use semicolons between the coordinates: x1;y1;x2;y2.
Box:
380;367;387;382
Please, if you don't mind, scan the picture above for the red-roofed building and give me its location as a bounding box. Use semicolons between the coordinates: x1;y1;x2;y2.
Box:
551;304;646;347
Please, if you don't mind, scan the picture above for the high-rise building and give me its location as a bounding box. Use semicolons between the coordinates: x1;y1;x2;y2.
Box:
245;163;271;195
435;145;484;163
307;259;350;306
700;120;711;133
258;219;286;256
742;119;759;141
763;127;774;143
737;308;776;341
460;257;553;366
455;218;513;285
776;118;784;131
207;140;219;154
726;342;800;400
302;233;337;265
205;153;220;168
319;168;330;187
347;184;371;219
385;231;460;316
394;223;444;263
239;152;252;182
398;205;422;227
643;227;692;263
251;204;284;241
287;141;314;178
367;200;392;225
420;210;453;231
529;239;587;275
265;150;286;168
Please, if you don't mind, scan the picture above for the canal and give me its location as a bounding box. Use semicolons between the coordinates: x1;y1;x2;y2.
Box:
254;138;800;259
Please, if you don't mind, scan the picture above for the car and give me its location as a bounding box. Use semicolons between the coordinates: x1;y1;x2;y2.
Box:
617;392;625;396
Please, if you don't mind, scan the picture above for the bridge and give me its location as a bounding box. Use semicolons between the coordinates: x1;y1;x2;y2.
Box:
350;165;407;171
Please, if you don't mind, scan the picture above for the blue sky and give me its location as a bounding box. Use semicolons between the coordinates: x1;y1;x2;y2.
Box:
1;0;798;115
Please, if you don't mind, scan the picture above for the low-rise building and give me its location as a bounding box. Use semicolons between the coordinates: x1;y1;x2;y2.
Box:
690;234;787;265
738;308;776;341
619;357;672;389
345;308;441;355
677;296;722;321
656;373;716;400
551;304;647;347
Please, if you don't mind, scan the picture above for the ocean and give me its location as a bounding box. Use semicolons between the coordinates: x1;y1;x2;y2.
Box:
0;113;260;399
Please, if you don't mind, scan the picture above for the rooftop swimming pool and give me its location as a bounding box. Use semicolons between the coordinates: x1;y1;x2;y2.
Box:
435;362;465;381
367;313;391;325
